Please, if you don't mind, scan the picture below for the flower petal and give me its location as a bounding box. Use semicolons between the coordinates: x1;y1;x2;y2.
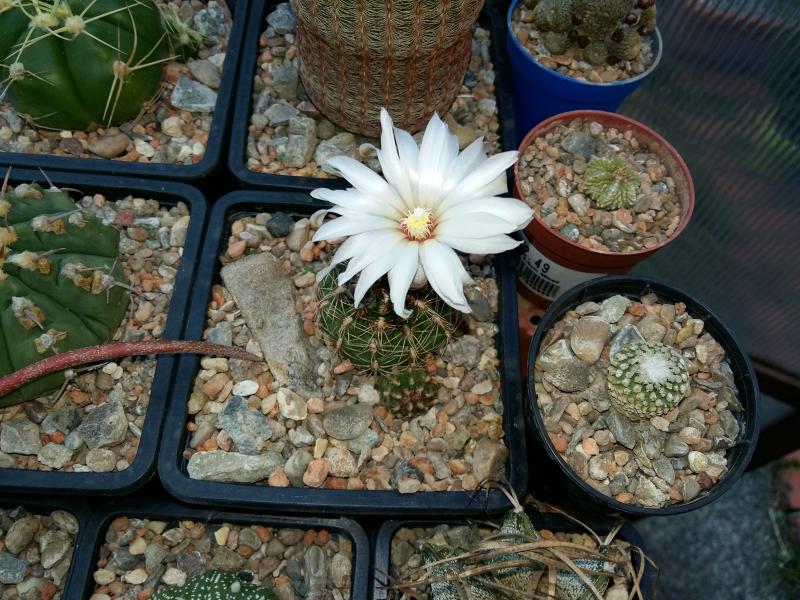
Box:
312;187;402;220
337;230;405;285
352;237;406;307
442;136;486;194
377;109;415;205
326;156;406;213
437;211;519;239
419;240;472;313
386;242;419;318
393;127;420;200
439;151;518;211
312;214;396;242
416;113;460;206
441;196;533;229
436;233;522;255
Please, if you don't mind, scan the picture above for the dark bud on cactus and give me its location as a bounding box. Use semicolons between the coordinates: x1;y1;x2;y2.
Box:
577;35;591;48
0;183;129;406
624;12;640;25
316;267;457;374
571;13;584;26
0;0;168;130
638;0;655;9
611;29;625;42
638;25;653;36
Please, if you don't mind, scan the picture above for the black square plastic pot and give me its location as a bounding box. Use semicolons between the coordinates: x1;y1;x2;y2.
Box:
227;1;519;190
158;191;528;515
68;498;370;599
0;1;246;182
371;512;656;600
526;276;761;517
1;496;93;600
0;169;206;496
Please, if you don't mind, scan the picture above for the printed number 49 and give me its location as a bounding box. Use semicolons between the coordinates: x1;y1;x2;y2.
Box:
533;259;550;274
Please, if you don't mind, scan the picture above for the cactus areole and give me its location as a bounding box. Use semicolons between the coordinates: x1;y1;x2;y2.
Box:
0;0;167;130
0;183;129;406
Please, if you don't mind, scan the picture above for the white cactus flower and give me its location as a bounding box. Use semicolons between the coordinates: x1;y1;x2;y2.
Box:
312;108;533;318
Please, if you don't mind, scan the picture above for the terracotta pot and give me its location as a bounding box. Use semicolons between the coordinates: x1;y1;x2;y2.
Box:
514;110;695;305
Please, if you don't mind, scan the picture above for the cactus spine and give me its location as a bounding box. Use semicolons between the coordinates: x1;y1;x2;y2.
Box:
584;155;641;210
316;267;457;374
0;183;129;406
152;570;277;600
528;0;656;65
607;340;690;420
0;0;168;130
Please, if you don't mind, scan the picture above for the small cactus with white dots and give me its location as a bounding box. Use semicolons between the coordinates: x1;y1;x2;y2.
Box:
607;340;690;420
152;570;276;600
0;0;169;130
316;267;457;374
0;182;129;406
584;155;641;210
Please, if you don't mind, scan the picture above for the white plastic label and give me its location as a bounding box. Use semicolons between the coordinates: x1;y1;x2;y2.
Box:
517;237;606;301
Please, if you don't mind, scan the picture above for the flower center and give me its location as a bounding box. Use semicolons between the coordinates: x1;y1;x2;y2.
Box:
401;207;434;241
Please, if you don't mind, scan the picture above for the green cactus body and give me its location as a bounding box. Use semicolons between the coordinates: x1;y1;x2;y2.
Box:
584;156;641;210
555;554;610;600
159;3;202;61
316;267;456;374
375;368;437;417
0;184;128;407
607;340;691;420
530;0;654;65
0;0;167;130
421;545;495;600
480;509;543;597
152;570;277;600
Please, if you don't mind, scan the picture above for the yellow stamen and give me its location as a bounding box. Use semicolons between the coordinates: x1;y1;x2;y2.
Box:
401;207;434;241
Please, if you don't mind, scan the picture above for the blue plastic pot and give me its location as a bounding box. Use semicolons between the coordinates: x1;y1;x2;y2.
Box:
506;0;663;143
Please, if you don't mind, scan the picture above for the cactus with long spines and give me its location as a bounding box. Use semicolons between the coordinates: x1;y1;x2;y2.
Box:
0;182;129;406
316;267;457;374
0;0;169;130
526;0;656;65
152;570;277;600
607;340;691;420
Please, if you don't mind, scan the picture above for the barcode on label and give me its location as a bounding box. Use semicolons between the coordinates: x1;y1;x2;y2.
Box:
518;259;560;299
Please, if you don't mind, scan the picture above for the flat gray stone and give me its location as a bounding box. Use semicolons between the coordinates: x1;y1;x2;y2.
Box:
323;405;373;440
221;252;315;391
187;450;283;482
605;410;637;449
0;417;42;455
597;295;632;323
0;552;27;584
40;529;71;568
170;75;217;112
570;316;610;364
609;323;646;358
284;448;313;487
37;443;73;469
77;401;127;448
5;516;39;554
472;439;508;482
267;2;297;34
217;396;272;455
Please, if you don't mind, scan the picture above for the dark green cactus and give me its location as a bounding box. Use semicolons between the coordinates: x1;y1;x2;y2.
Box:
316;267;457;374
607;340;691;420
584;155;641;210
0;0;168;130
152;570;277;600
0;183;128;406
375;368;437;417
528;0;655;65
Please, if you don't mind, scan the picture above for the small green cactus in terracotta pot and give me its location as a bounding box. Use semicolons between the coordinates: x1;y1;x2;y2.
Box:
584;155;641;210
607;340;690;419
0;0;169;130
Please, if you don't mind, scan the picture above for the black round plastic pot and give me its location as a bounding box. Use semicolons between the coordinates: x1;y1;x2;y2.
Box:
70;498;370;599
227;1;519;190
0;169;206;496
1;496;93;600
0;1;246;182
526;276;760;517
158;191;528;515
371;512;656;600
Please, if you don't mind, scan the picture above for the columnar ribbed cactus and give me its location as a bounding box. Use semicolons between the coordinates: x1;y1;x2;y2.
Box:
0;183;128;406
316;268;457;374
584;155;641;210
0;0;168;130
527;0;656;64
607;340;690;420
375;368;437;417
152;570;277;600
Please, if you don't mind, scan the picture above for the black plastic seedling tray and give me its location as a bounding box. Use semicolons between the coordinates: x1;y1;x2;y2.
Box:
0;168;206;496
370;512;657;600
0;0;247;182
228;0;519;190
158;190;528;515
526;276;761;517
70;498;371;599
1;495;93;600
